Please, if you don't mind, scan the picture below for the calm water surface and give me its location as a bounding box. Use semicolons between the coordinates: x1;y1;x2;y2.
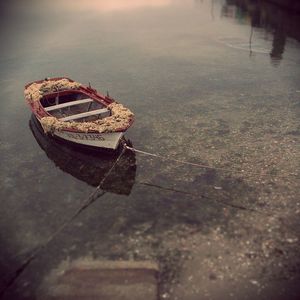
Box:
0;1;300;299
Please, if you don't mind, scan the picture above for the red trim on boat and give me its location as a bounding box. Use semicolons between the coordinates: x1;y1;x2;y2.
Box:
25;77;133;133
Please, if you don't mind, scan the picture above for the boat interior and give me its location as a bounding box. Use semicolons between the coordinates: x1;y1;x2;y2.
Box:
40;92;111;122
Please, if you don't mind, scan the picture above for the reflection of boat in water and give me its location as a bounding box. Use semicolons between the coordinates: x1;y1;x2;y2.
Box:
29;115;136;195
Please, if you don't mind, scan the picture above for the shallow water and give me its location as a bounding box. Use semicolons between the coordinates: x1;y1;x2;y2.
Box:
0;1;300;299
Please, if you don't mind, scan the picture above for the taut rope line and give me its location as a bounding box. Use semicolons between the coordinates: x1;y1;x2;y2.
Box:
124;145;298;179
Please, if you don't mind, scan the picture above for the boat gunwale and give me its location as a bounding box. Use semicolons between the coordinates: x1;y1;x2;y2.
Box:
25;77;134;134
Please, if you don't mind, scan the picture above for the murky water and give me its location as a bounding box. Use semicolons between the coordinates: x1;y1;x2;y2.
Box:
0;1;300;299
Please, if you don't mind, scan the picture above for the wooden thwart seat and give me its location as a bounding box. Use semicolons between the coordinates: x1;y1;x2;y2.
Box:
45;98;94;112
60;108;110;122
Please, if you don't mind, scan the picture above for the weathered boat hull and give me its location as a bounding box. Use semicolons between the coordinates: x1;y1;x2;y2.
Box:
52;128;124;150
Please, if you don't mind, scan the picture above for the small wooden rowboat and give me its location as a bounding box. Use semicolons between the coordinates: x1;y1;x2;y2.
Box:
24;77;134;150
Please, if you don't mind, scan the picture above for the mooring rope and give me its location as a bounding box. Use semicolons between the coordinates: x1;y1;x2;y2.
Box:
1;143;297;297
124;144;298;179
0;146;127;298
137;180;263;213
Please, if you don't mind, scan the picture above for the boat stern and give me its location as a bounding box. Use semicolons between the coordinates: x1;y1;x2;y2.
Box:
53;130;124;150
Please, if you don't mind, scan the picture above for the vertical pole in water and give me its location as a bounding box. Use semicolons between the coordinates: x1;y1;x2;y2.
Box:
249;25;253;57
